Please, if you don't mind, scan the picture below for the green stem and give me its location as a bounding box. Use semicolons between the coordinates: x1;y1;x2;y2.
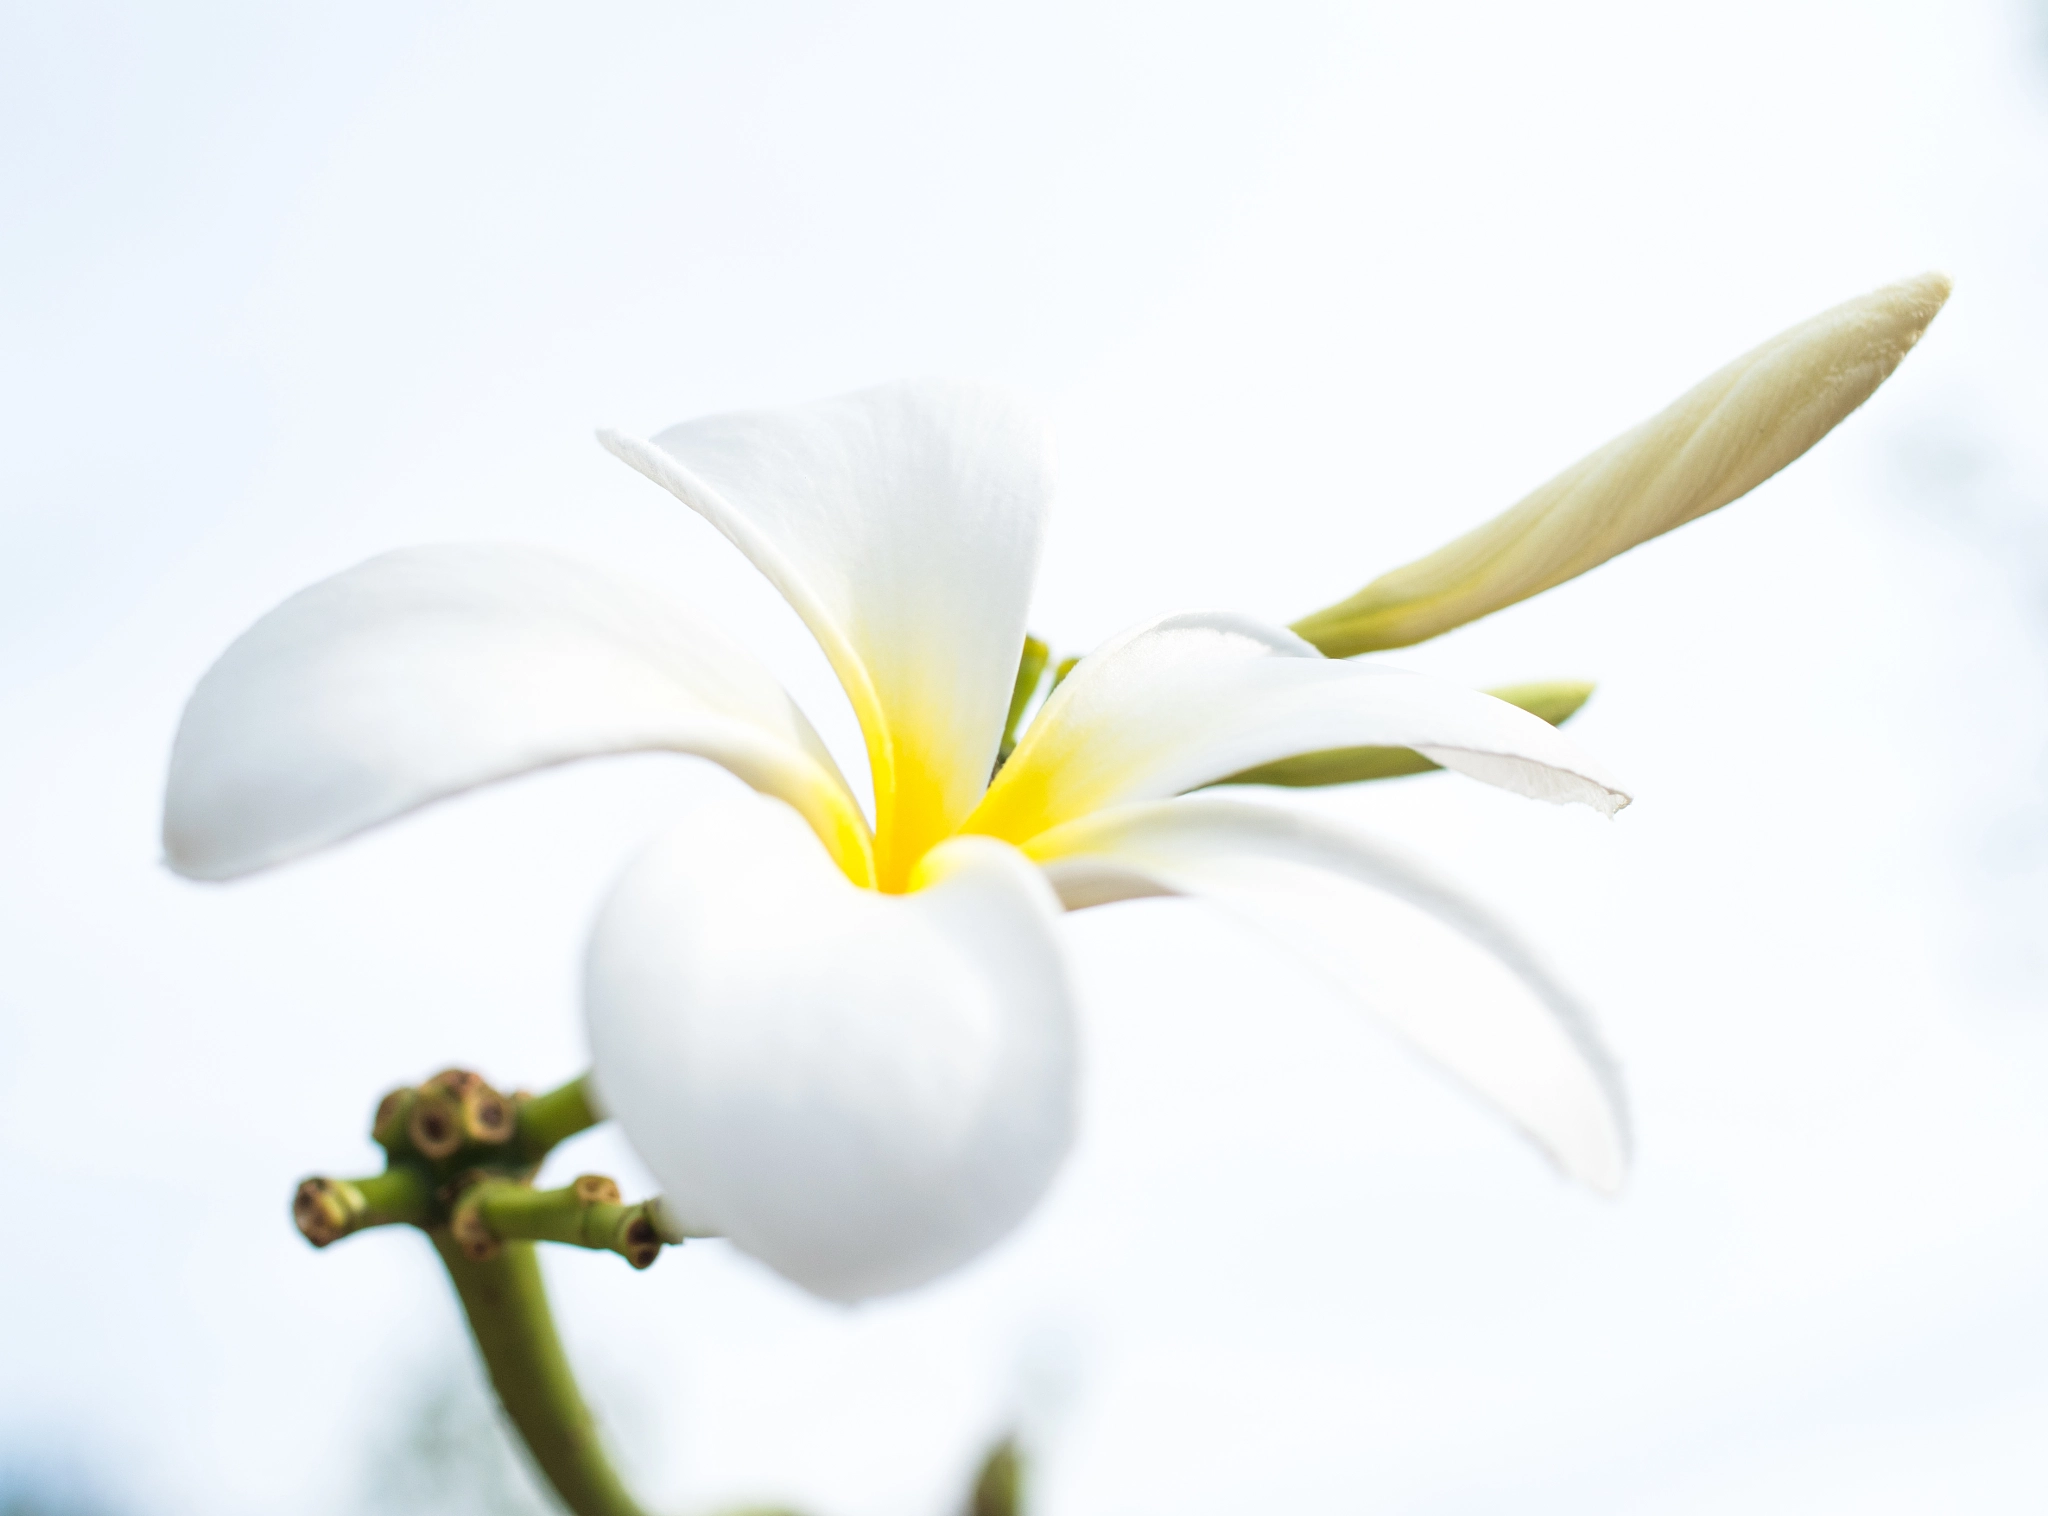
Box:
967;1438;1025;1516
292;1166;435;1246
432;1229;653;1516
996;636;1050;768
463;1176;669;1269
516;1075;601;1164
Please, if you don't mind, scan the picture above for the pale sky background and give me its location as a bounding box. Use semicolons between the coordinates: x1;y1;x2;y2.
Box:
4;2;2048;1513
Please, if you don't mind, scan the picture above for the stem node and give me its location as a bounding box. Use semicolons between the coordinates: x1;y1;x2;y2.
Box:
292;1176;365;1247
295;1072;654;1516
450;1187;504;1263
408;1089;465;1160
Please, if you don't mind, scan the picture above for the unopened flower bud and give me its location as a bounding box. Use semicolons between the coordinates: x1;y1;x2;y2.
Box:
1293;273;1951;656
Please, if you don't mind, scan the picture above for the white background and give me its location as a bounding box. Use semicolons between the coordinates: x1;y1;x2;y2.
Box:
4;3;2048;1512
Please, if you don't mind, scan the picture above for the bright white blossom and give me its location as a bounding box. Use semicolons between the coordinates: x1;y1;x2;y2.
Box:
164;276;1943;1301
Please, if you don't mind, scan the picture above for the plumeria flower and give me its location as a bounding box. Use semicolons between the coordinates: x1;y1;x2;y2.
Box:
164;274;1946;1302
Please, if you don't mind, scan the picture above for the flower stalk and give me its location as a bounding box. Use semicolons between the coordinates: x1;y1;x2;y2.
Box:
292;1167;434;1246
514;1074;603;1162
451;1175;670;1269
431;1229;655;1516
294;1068;661;1516
295;1065;1016;1515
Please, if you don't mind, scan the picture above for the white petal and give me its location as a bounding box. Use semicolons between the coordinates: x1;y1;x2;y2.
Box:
1295;272;1953;654
968;611;1628;846
164;545;874;884
585;793;1077;1302
601;381;1052;888
1027;797;1629;1193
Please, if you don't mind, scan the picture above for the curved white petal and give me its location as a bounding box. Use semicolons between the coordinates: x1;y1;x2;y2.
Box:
968;611;1628;847
164;545;874;884
1026;797;1629;1193
601;381;1052;888
585;794;1077;1302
